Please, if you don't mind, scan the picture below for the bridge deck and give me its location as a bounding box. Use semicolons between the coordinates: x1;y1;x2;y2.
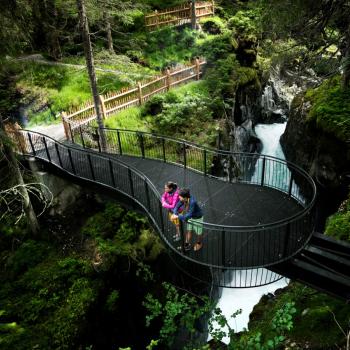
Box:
117;155;302;227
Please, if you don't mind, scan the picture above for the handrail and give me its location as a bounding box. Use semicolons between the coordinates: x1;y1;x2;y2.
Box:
12;129;317;271
71;126;317;230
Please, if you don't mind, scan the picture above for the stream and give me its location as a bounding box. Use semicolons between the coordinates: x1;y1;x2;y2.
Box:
208;121;289;344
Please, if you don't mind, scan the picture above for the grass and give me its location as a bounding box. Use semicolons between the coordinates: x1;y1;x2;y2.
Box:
104;107;147;131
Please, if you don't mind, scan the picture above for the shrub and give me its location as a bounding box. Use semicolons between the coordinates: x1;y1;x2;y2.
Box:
325;196;350;241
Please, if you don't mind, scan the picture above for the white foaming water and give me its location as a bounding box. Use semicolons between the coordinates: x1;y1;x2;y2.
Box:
208;122;289;344
255;122;286;159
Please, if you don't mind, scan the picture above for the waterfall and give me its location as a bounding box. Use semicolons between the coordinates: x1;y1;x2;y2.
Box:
255;123;286;159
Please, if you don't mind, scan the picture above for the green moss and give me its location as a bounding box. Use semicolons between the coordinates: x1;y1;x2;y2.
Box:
325;196;350;241
249;283;350;348
305;76;350;142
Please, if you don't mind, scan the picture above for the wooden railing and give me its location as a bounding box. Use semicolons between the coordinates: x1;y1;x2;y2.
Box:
62;58;206;140
144;1;214;30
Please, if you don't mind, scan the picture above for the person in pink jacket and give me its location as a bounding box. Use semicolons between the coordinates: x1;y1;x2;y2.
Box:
161;181;181;241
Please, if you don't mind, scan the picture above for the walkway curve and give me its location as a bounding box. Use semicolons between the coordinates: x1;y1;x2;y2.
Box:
12;129;317;287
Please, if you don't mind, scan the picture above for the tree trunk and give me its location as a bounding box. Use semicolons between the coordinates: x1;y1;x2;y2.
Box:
191;0;197;30
0;116;40;235
342;25;350;89
105;14;114;54
76;0;107;150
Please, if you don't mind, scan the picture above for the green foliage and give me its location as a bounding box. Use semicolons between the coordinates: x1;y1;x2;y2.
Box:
196;32;235;62
227;9;262;37
305;76;350;142
104;107;147;131
200;16;228;35
209;302;296;349
5;240;51;278
142;81;218;145
325;195;350;241
143;282;211;347
81;202;125;239
248;283;350;348
140;27;197;69
0;253;96;349
81;202;164;270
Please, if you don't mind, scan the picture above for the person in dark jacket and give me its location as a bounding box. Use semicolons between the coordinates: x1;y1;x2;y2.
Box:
171;188;204;251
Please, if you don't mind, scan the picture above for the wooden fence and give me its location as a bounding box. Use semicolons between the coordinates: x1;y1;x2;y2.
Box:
62;58;206;139
144;1;214;30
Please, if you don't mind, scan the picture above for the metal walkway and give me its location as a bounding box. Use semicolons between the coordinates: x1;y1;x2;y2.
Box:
12;128;321;289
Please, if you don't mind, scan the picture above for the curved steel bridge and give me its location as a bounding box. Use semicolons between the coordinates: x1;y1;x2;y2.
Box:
12;128;349;298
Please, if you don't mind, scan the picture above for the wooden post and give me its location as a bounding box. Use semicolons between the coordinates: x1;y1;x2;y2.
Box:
61;112;70;140
166;67;171;91
155;10;159;29
137;82;143;105
195;57;200;80
212;0;215;15
99;95;107;119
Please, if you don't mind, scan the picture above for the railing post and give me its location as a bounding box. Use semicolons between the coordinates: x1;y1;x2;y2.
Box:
144;180;151;211
139;133;145;158
155;10;159;29
128;168;135;198
137;82;143;105
282;223;291;258
54;143;63;168
42;137;51;162
183;142;187;168
95;129;102;153
162;138;166;162
166;67;171;91
117;130;122;155
79;126;85;148
195;57;200;80
179;221;185;252
87;154;95;181
99;95;107;119
203;149;207;175
27;133;36;155
108;159;116;187
288;172;294;197
261;156;266;186
222;229;226;266
67;149;76;174
158;200;164;232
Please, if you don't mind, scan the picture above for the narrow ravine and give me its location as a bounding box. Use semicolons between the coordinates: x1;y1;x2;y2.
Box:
209;121;289;344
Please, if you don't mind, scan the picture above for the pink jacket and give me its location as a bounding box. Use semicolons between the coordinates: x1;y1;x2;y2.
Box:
161;190;180;211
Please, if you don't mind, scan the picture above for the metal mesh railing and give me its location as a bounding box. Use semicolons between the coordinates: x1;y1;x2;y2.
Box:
13;129;317;287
